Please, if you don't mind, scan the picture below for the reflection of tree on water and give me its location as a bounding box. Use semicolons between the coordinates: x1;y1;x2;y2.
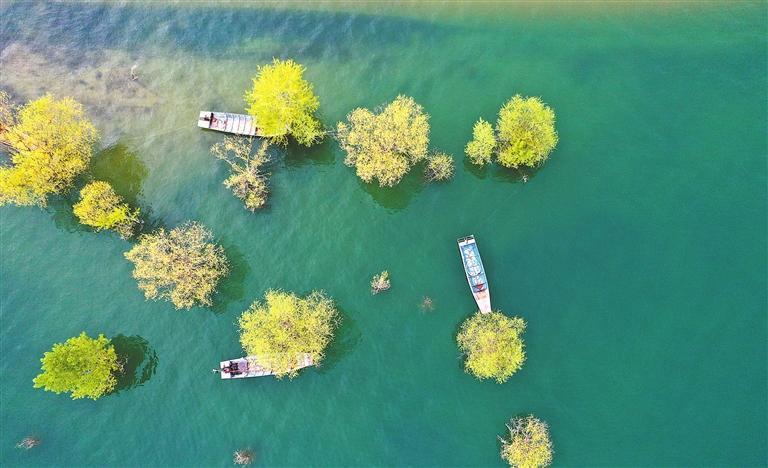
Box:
110;334;158;393
318;308;360;374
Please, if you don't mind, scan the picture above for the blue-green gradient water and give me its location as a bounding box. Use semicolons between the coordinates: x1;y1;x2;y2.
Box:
1;2;766;466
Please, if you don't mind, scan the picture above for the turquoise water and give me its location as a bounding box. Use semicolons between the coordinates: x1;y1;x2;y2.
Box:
1;2;766;466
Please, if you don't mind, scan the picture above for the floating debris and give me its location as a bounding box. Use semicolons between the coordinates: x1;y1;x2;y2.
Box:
233;449;254;465
371;270;391;295
420;296;434;311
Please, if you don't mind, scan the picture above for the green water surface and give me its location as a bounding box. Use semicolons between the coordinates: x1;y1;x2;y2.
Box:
1;2;766;466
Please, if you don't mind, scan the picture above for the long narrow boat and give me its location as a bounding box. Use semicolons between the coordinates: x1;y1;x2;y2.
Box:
216;353;314;379
458;235;492;313
197;111;264;137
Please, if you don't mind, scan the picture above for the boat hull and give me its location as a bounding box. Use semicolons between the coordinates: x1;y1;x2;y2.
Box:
218;353;314;379
198;111;263;137
458;235;492;313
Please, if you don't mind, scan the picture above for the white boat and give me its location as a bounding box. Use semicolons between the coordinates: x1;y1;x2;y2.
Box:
198;111;264;137
458;235;492;313
216;353;314;379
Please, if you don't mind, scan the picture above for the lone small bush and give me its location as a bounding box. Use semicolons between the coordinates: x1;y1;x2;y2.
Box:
233;449;254;465
371;270;391;294
425;152;454;182
500;415;553;467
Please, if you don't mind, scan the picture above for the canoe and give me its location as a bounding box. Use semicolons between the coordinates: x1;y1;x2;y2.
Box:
458;235;492;313
217;353;314;379
198;111;264;137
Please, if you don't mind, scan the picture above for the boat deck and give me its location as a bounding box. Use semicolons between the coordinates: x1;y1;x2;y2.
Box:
198;111;261;137
458;235;492;313
218;353;314;379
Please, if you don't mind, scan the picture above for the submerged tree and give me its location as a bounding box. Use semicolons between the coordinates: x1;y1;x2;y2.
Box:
465;118;496;166
238;290;339;378
233;449;255;465
0;93;98;207
424;152;455;182
500;415;554;467
456;311;526;383
337;95;430;187
15;436;41;450
371;270;391;294
33;332;119;400
244;58;323;146
73;181;140;239
124;222;229;310
465;96;557;169
210;136;270;211
496;95;558;168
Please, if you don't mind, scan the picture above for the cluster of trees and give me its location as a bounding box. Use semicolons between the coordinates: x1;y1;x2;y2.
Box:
11;59;560;462
1;92;141;239
466;95;558;169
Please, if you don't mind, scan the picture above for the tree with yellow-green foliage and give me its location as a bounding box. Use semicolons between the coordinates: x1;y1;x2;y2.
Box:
33;332;119;400
337;95;430;187
244;58;323;146
73;181;139;239
210;136;270;211
0;93;98;207
124;222;228;310
238;290;339;378
465;95;557;169
500;415;554;467
465;118;496;166
456;311;526;383
424;152;455;182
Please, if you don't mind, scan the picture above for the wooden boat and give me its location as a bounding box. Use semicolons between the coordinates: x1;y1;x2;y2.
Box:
198;111;264;137
458;235;492;313
216;353;314;379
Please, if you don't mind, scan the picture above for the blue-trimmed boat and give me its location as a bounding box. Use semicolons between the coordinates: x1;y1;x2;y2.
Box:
458;235;492;313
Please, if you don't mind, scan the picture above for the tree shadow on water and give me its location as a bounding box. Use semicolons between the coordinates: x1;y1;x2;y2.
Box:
463;158;490;180
110;334;158;394
317;308;361;374
491;164;541;185
90;143;148;207
281;138;336;169
211;242;250;315
360;169;424;212
47;193;89;234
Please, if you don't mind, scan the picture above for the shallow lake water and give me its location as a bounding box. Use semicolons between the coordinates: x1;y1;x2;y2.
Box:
1;2;766;466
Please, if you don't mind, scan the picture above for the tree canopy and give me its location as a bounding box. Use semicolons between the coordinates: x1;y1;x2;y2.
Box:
336;95;430;187
0;93;98;207
456;311;526;383
465;118;496;166
496;95;558;168
33;332;119;400
238;290;339;378
73;181;139;239
500;415;554;468
124;222;229;310
465;96;557;169
244;58;323;146
425;152;455;182
211;136;270;211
